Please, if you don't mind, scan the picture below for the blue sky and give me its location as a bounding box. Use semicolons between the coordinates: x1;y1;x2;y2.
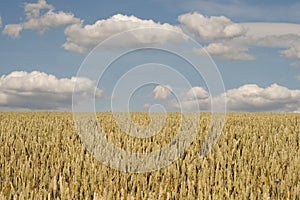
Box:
1;0;300;112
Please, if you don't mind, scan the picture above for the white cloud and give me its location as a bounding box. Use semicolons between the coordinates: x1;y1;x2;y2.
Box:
3;3;300;63
186;86;209;100
0;16;2;28
176;15;300;61
240;23;300;60
193;42;254;60
3;0;80;38
62;14;183;53
181;1;300;26
3;24;23;38
280;46;300;59
169;84;300;112
241;23;300;40
187;21;300;61
240;24;300;54
178;12;246;41
168;86;210;110
153;85;172;100
261;84;292;100
0;71;103;109
177;12;253;60
24;0;54;19
23;10;81;32
224;84;300;111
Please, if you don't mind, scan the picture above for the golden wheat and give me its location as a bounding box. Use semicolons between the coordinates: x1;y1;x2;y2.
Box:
0;112;299;199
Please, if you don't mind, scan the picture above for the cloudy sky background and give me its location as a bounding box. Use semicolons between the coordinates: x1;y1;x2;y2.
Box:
1;0;300;112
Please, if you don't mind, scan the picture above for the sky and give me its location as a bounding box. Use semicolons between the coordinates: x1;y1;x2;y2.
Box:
1;0;300;112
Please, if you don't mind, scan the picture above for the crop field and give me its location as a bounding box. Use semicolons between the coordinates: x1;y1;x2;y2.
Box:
0;112;299;199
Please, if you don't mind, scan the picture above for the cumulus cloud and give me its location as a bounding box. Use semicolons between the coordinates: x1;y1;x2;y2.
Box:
168;86;210;110
24;0;53;19
194;21;300;61
176;12;254;60
62;14;183;53
3;24;23;38
3;3;300;63
169;84;300;112
186;87;209;100
193;42;254;60
178;16;300;61
153;85;172;100
178;12;246;41
3;0;80;38
0;71;103;109
224;84;300;111
23;10;80;32
280;46;300;59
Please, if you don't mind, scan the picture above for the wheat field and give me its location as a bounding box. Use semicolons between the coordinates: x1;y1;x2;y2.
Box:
0;112;299;199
